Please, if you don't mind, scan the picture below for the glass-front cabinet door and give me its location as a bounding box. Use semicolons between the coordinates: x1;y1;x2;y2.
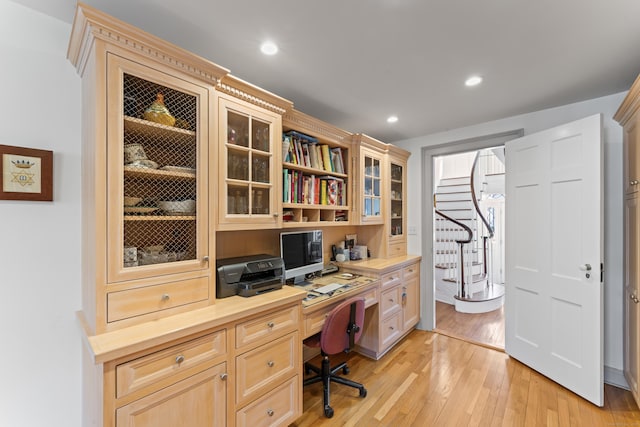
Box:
106;54;210;284
217;94;281;229
389;160;406;242
359;145;385;224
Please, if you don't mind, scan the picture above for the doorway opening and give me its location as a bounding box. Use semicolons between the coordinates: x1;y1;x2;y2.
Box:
419;129;523;350
433;148;505;350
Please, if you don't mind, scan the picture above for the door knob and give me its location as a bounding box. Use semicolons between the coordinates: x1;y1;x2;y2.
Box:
580;264;592;278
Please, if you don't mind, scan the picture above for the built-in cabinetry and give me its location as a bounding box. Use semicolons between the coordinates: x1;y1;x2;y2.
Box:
216;81;290;230
281;109;352;226
386;146;408;258
341;256;421;359
354;134;386;225
615;74;640;409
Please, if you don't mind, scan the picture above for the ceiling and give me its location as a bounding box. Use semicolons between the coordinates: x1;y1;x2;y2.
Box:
11;0;640;143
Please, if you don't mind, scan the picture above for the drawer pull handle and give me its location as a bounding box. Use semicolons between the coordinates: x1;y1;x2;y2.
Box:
175;355;185;364
203;256;210;262
267;360;275;367
267;409;275;417
220;373;228;381
267;322;275;328
389;326;395;330
161;294;170;301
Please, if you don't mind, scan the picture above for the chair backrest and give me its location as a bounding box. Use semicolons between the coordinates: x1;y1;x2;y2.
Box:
320;297;366;355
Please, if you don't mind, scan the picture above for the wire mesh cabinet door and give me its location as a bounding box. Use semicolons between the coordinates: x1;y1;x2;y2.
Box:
104;53;212;325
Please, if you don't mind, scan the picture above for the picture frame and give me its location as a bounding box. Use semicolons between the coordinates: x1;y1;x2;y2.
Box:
0;144;53;201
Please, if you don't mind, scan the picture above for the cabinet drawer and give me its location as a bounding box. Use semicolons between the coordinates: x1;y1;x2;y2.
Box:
388;242;406;257
403;263;419;281
107;276;209;322
236;305;299;349
381;269;402;289
381;312;402;349
362;287;378;308
236;332;298;405
381;286;402;318
116;330;226;398
236;375;299;427
304;303;338;338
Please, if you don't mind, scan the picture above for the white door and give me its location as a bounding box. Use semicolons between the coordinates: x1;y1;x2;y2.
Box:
505;114;603;406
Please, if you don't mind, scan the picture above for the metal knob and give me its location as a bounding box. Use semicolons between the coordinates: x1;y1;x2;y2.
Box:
175;355;185;364
267;360;275;367
273;212;279;217
267;322;275;328
579;264;592;271
267;409;274;417
220;373;228;380
203;256;210;262
161;294;170;301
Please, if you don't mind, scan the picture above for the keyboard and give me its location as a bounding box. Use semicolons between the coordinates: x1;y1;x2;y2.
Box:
314;283;344;294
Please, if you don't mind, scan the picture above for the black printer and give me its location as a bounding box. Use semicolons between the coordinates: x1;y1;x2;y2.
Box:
216;254;284;298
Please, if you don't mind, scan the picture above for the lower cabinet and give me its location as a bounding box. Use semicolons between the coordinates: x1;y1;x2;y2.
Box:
116;363;227;426
343;258;421;360
96;299;303;427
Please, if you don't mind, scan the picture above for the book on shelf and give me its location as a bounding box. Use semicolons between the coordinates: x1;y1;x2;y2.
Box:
330;147;345;174
320;145;333;172
319;176;345;206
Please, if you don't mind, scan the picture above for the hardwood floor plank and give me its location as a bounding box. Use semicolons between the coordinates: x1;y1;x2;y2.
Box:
291;330;639;426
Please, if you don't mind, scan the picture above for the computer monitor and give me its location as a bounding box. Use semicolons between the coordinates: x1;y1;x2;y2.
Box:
280;230;324;284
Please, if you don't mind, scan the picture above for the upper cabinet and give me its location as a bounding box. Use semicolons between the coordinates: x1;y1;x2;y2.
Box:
281;110;353;227
354;134;387;225
616;77;640;195
385;145;410;258
215;78;291;230
68;4;229;334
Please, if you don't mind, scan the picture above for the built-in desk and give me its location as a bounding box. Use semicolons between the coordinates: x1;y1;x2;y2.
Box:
298;254;421;360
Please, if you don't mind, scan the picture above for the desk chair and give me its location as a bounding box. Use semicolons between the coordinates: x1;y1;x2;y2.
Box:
303;297;367;418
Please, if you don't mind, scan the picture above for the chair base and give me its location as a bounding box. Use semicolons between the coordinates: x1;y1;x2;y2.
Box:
303;355;367;418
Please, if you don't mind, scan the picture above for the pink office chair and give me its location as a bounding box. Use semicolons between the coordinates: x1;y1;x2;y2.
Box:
303;297;367;418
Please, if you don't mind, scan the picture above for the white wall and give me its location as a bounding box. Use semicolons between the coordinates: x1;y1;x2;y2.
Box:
0;2;82;426
395;92;626;374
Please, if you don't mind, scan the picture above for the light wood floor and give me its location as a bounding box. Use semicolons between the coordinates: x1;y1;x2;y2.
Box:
291;330;640;426
435;301;505;350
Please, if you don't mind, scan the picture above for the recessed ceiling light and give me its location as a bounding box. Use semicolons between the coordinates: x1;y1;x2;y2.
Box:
465;76;483;87
387;115;399;123
260;41;278;55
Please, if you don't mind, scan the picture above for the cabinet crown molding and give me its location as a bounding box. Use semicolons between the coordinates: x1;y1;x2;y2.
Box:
615;73;640;125
217;75;293;115
67;3;229;84
283;109;353;147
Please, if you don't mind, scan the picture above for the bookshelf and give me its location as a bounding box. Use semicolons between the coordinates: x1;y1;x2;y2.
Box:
281;110;353;227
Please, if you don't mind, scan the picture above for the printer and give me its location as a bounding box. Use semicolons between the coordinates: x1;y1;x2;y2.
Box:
216;254;284;298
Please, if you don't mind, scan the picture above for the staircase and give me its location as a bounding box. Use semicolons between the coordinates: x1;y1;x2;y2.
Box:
434;150;505;313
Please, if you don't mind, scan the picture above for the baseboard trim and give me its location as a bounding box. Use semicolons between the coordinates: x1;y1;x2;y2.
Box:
604;366;629;390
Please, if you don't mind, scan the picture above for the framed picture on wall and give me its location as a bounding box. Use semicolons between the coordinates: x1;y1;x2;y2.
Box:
0;144;53;201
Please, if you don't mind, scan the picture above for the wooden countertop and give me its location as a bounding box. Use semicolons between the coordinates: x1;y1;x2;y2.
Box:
339;254;422;274
79;285;306;364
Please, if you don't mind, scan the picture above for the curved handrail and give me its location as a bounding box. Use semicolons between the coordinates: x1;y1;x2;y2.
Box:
470;151;495;238
433;194;473;243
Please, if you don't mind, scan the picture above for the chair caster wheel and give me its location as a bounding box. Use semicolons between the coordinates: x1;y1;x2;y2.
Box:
324;405;334;418
359;387;367;398
343;366;350;375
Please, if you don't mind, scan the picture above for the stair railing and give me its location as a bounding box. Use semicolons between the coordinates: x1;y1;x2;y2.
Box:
470;151;495;288
434;195;473;299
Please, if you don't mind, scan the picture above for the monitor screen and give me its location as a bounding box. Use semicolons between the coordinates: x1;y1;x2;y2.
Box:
280;230;324;284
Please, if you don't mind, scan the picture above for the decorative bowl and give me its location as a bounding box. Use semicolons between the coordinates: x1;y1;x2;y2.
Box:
158;199;196;214
123;196;142;206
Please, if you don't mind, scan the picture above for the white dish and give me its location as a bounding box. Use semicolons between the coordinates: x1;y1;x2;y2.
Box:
158;199;196;214
161;165;196;174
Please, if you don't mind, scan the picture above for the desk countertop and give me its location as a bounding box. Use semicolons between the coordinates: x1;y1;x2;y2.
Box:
296;273;379;310
338;254;422;274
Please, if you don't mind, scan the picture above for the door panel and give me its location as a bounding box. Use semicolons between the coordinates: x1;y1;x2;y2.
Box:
505;114;603;406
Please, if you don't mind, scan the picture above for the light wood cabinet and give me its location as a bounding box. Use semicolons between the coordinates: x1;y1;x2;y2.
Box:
341;257;421;359
385;146;410;258
281;109;353;226
216;91;285;230
354;135;387;225
615;73;640;409
68;6;229;334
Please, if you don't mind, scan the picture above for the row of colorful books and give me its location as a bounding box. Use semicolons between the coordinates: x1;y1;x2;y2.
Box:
283;169;346;206
282;131;346;174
